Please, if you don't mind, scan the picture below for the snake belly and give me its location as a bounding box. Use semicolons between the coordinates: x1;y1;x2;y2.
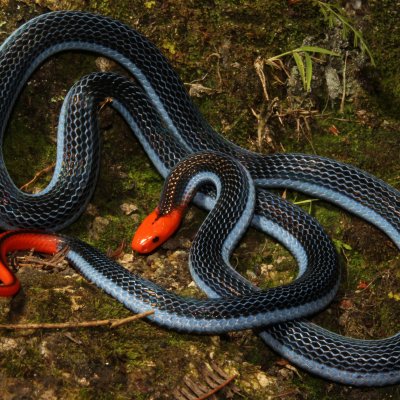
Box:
0;11;398;386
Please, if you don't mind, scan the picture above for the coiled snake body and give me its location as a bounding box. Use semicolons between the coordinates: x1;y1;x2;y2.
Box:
0;11;399;386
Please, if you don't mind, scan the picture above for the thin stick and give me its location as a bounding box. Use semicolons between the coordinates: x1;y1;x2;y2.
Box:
19;163;56;191
270;389;300;399
0;310;154;330
110;312;154;328
340;51;348;114
194;374;237;400
14;257;66;269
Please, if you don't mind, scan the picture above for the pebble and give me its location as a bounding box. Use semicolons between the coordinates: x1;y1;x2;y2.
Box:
246;270;258;281
120;202;138;215
167;250;188;262
260;264;274;275
256;371;275;388
0;338;18;351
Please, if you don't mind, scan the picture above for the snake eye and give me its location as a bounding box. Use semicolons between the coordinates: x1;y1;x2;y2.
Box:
152;236;160;243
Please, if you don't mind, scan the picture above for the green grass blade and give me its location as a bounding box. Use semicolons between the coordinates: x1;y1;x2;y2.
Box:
297;46;340;56
304;52;313;92
293;52;306;89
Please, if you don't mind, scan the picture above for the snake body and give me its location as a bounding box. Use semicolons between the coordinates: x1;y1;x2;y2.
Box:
0;149;339;332
0;11;399;385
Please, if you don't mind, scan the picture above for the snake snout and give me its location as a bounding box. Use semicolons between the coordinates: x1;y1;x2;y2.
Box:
131;208;183;253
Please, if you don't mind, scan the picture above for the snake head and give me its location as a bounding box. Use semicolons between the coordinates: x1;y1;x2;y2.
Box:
131;207;183;253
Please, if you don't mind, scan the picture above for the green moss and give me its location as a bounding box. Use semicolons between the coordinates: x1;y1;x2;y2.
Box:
295;375;341;400
364;0;400;117
3;118;54;187
2;344;44;378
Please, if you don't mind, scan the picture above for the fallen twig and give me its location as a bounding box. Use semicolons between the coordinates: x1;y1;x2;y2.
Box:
340;51;348;114
11;245;70;271
173;361;239;400
0;310;154;330
194;373;237;400
106;240;126;259
13;256;65;270
19;163;55;191
270;389;300;398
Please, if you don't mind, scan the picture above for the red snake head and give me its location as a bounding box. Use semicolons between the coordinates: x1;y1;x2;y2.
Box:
131;207;183;254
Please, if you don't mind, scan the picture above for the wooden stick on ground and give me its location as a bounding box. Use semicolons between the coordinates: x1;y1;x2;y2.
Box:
0;310;154;330
19;163;56;191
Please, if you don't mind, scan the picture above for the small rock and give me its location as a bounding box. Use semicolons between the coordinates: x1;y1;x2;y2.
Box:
40;340;51;359
260;263;275;277
120;253;134;266
120;202;138;215
168;250;188;263
276;256;286;264
246;270;257;281
146;253;163;266
278;367;293;379
256;371;275;388
325;66;342;100
77;377;90;387
0;338;18;351
95;57;117;72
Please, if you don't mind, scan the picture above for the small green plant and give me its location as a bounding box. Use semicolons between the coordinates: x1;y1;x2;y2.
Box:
315;0;375;65
333;238;353;260
293;197;319;214
268;46;340;92
262;2;374;93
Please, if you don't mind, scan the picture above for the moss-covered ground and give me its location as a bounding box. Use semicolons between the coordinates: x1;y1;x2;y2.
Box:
0;0;399;399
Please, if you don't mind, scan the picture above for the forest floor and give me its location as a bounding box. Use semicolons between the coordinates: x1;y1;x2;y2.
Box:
0;0;399;399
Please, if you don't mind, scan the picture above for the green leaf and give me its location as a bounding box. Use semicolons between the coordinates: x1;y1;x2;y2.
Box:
315;0;375;65
333;239;353;252
319;6;328;19
343;243;352;251
144;1;156;9
304;52;313;92
293;199;318;206
293;52;306;89
296;46;340;56
270;46;339;61
328;14;335;28
353;33;359;48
